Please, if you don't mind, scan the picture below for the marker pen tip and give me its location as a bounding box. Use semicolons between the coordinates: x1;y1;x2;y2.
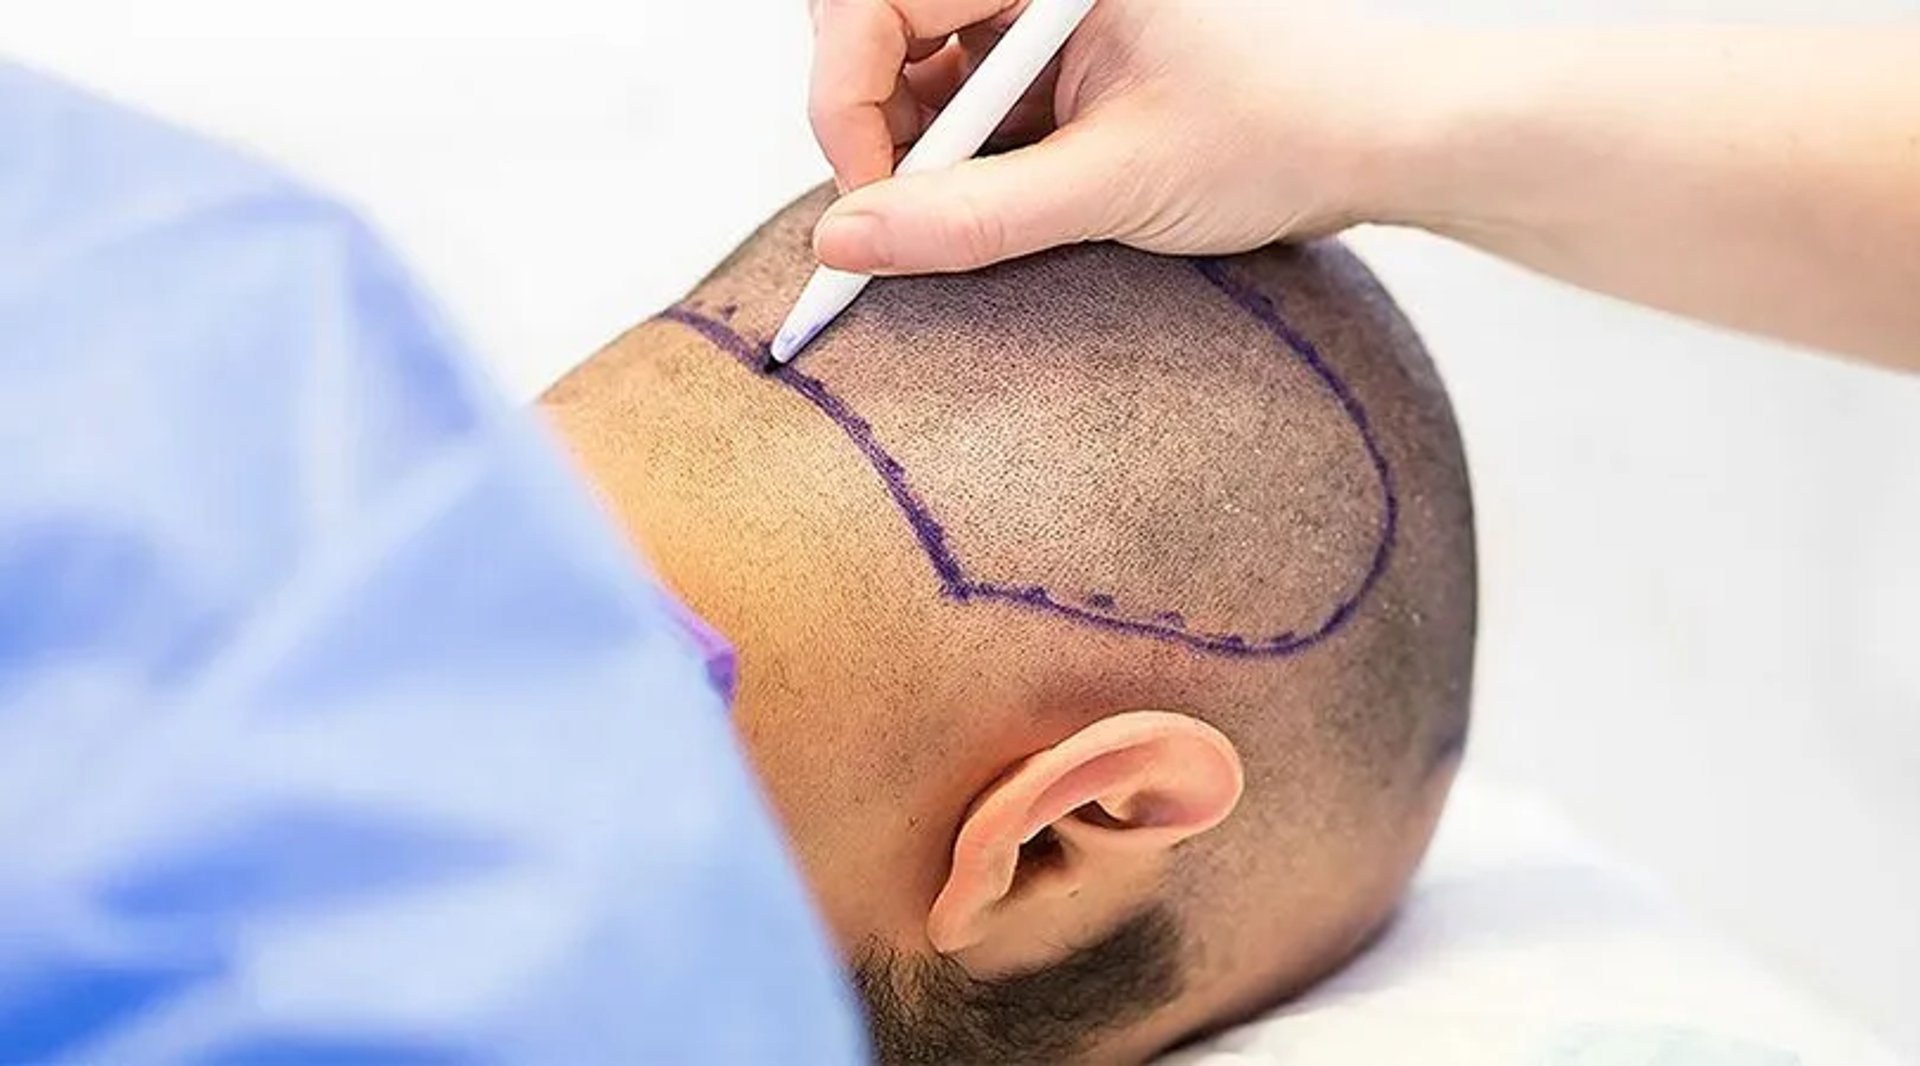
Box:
767;319;819;369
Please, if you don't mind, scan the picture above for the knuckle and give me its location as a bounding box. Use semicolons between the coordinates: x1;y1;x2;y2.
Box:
806;84;836;125
946;195;1009;267
806;98;840;142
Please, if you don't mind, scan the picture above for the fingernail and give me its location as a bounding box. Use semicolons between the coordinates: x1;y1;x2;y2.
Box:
816;211;892;270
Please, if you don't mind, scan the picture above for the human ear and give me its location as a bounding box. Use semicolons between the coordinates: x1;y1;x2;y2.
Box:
925;711;1243;971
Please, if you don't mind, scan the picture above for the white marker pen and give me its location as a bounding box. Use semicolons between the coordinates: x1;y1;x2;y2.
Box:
767;0;1098;368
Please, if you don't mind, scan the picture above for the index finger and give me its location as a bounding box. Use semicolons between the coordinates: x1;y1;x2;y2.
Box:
808;0;1028;189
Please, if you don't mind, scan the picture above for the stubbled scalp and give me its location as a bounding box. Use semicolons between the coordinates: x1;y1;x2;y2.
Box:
663;185;1473;783
555;183;1474;804
678;205;1395;661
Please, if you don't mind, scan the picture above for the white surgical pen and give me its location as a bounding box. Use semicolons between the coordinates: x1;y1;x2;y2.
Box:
766;0;1098;368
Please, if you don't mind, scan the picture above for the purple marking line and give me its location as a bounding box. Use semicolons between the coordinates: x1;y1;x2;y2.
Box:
659;306;967;589
1190;257;1399;646
657;264;1396;659
966;581;1303;658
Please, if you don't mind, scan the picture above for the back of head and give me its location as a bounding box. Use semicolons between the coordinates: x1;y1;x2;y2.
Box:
544;186;1474;1063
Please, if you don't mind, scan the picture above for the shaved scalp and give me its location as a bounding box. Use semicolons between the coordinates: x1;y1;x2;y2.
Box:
669;186;1471;769
553;186;1475;1061
676;242;1391;657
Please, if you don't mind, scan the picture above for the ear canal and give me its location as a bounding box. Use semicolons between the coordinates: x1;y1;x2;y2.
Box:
1016;825;1067;880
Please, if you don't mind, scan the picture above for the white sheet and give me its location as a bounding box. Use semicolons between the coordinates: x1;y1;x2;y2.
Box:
1166;776;1907;1065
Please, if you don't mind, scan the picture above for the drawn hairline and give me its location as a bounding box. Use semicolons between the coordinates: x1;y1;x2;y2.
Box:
657;255;1398;658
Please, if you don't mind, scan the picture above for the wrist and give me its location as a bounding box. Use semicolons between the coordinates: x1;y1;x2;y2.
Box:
1347;26;1546;243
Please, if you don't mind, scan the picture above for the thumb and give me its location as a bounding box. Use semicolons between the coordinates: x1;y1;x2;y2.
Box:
813;125;1126;275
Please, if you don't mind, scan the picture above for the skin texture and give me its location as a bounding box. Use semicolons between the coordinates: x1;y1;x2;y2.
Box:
541;187;1474;1062
805;0;1920;371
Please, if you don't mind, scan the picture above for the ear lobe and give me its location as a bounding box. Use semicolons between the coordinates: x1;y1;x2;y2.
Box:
927;711;1244;963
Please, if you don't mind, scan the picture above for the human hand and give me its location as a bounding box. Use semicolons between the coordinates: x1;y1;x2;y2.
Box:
805;0;1438;274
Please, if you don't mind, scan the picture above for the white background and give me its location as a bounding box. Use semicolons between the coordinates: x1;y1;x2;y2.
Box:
8;0;1918;1055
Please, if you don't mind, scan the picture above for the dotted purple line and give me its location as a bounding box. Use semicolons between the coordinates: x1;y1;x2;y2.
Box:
657;257;1396;659
1188;257;1399;652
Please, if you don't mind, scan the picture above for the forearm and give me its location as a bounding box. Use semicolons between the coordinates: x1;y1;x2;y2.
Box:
1378;26;1920;370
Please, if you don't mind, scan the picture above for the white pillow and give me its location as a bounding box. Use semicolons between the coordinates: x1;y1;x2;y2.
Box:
1164;775;1905;1066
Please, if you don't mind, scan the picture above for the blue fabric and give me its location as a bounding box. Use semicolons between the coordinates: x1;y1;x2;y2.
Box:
0;63;863;1064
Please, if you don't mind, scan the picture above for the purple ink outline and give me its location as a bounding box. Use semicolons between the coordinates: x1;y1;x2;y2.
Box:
657;256;1396;658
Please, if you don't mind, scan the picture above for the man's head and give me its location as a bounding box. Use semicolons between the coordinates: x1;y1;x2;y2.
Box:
542;187;1474;1063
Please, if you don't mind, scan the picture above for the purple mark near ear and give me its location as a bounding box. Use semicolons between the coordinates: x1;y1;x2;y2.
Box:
656;257;1397;659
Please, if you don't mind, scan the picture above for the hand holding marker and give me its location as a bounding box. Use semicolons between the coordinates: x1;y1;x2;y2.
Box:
768;0;1096;367
800;0;1920;371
